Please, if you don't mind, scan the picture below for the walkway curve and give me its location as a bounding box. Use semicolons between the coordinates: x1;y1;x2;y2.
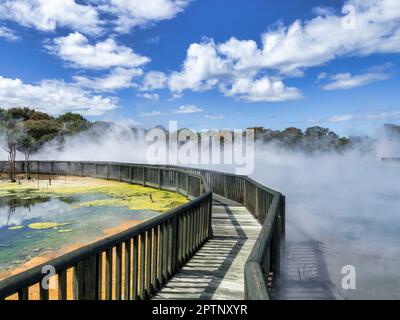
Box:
153;194;261;300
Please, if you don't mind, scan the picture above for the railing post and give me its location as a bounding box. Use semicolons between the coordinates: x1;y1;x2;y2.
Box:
243;179;247;206
171;217;178;274
73;255;97;300
255;187;259;219
208;194;213;238
223;175;227;197
280;195;286;277
158;169;162;189
185;173;189;196
50;162;54;176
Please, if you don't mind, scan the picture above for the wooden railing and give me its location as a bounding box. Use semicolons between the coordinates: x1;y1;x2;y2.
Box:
0;161;212;300
163;166;285;300
0;161;284;300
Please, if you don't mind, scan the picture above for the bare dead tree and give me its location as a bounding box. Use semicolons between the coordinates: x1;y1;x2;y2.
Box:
2;135;17;182
24;149;31;180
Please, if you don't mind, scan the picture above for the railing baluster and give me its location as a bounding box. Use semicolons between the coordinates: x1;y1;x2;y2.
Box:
157;225;163;288
145;229;152;297
167;220;173;277
73;255;97;300
105;248;113;300
124;240;131;300
132;236;138;300
58;269;67;300
40;284;49;300
162;223;168;283
115;244;122;300
18;287;28;300
139;233;145;299
171;217;178;274
151;227;158;292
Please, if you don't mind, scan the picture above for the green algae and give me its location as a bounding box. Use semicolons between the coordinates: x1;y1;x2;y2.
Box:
0;177;188;213
28;222;70;230
58;229;73;233
8;226;24;230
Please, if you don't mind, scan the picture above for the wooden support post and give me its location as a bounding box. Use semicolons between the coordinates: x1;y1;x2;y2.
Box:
124;240;131;300
132;236;138;300
115;244;122;300
58;269;67;300
139;234;145;299
96;253;102;300
18;288;28;300
105;248;113;300
73;255;97;300
171;217;178;274
151;227;158;292
145;229;152;297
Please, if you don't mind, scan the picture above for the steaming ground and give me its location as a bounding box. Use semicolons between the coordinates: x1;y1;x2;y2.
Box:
1;125;400;299
251;145;400;299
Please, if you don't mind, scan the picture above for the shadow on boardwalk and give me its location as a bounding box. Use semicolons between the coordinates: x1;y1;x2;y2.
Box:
153;195;261;300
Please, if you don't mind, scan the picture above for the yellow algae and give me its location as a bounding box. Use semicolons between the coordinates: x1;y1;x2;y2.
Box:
0;175;188;213
8;226;24;230
58;229;73;233
28;222;70;230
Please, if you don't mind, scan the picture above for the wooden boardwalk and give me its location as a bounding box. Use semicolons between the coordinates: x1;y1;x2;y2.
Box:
153;194;261;300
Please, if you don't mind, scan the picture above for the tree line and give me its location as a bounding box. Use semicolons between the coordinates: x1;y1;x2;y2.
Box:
0;107;90;181
0;107;397;182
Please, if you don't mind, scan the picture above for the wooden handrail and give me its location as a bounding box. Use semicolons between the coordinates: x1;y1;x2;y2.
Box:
0;161;285;300
0;161;212;300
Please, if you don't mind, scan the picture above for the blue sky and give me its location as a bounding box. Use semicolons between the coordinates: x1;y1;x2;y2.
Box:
0;0;399;136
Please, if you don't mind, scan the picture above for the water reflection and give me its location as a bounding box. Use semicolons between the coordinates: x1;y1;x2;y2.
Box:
0;189;158;274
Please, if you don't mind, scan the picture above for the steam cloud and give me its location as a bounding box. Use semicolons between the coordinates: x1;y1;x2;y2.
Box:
1;122;399;299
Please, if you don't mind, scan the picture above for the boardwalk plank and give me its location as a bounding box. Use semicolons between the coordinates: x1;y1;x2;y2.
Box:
153;195;261;300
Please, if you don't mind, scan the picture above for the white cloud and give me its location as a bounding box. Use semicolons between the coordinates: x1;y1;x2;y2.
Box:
204;113;223;120
217;0;400;74
172;105;203;114
141;71;168;91
0;0;191;35
95;0;191;33
73;68;142;92
168;40;230;93
321;71;390;90
0;0;101;35
46;32;150;70
220;76;302;102
0;75;118;116
139;110;166;117
328;111;400;123
137;92;160;100
152;0;400;102
0;25;19;41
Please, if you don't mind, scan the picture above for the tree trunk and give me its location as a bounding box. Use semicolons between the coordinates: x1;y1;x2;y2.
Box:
7;143;17;182
25;151;31;179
